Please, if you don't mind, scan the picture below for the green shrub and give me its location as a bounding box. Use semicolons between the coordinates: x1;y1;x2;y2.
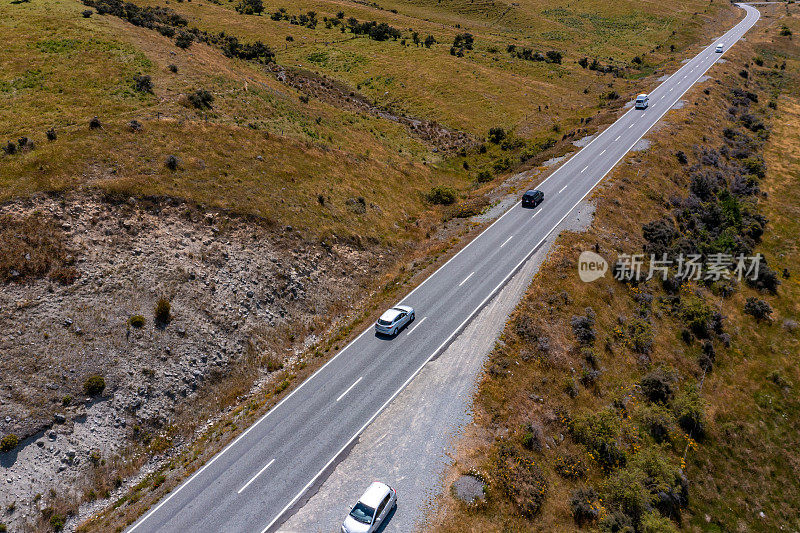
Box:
133;74;153;94
83;375;106;396
50;513;65;531
62;396;72;406
601;467;650;523
678;296;712;337
627;318;653;354
0;434;19;453
425;186;457;205
571;409;626;470
673;385;706;436
640;511;679;532
129;315;146;328
154;297;171;325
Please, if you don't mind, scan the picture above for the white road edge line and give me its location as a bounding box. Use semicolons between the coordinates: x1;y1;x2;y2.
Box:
336;377;363;403
500;235;513;248
458;271;475;287
406;316;427;336
237;459;275;495
128;7;760;533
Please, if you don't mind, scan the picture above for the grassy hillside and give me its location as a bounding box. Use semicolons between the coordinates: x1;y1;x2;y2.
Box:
1;0;735;246
432;4;800;532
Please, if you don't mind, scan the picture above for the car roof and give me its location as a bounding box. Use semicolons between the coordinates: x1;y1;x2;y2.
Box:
524;189;541;195
379;306;410;322
637;93;648;98
359;482;390;507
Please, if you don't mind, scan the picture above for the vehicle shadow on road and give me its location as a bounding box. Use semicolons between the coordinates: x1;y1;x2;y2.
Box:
374;504;397;533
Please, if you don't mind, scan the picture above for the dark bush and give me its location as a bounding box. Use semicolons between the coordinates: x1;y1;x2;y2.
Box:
129;314;146;328
642;218;677;256
50;514;65;532
476;170;493;183
424;35;436;47
452;32;474;50
168;64;178;73
165;155;179;170
571;308;596;345
640;368;675;404
425;186;457;205
84;375;106;396
578;57;589;68
571;487;600;525
133;74;154;93
744;297;772;321
746;264;780;294
487;126;506;144
46;128;57;141
235;0;263;14
89;116;102;129
188;89;214;109
129;119;142;132
154;297;171;325
82;9;93;17
3;141;16;155
175;32;194;49
675;151;688;164
546;50;562;64
0;434;19;453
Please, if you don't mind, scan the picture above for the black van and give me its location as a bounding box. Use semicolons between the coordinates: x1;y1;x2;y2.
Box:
522;189;544;208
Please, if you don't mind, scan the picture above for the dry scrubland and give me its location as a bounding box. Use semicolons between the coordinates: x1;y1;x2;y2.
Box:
434;4;800;532
0;0;745;530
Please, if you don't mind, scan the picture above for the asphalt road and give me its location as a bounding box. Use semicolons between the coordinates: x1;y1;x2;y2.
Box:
127;5;760;532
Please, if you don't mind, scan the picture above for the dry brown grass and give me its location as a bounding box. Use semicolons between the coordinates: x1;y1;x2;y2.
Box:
0;211;77;284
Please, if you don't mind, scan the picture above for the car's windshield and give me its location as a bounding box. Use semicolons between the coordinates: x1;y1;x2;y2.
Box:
377;319;392;326
349;502;375;524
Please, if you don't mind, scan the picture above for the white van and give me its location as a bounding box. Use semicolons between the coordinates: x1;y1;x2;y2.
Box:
715;44;724;53
634;94;649;109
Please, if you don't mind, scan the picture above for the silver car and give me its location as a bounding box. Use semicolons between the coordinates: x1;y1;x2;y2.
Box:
374;305;414;336
342;482;397;533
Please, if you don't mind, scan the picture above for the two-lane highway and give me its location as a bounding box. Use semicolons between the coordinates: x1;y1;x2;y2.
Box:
128;4;761;532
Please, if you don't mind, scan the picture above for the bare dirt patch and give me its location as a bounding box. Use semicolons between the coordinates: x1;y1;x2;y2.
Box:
0;190;391;531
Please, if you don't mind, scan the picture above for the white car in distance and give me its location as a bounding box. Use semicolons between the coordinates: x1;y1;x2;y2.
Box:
715;43;724;53
342;482;397;533
634;93;649;109
374;305;415;337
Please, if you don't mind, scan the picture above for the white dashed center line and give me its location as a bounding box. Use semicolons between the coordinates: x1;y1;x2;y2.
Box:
459;271;475;287
238;459;275;494
406;316;427;336
615;135;621;141
558;184;568;194
500;235;513;248
581;165;588;173
337;377;363;402
600;149;606;155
